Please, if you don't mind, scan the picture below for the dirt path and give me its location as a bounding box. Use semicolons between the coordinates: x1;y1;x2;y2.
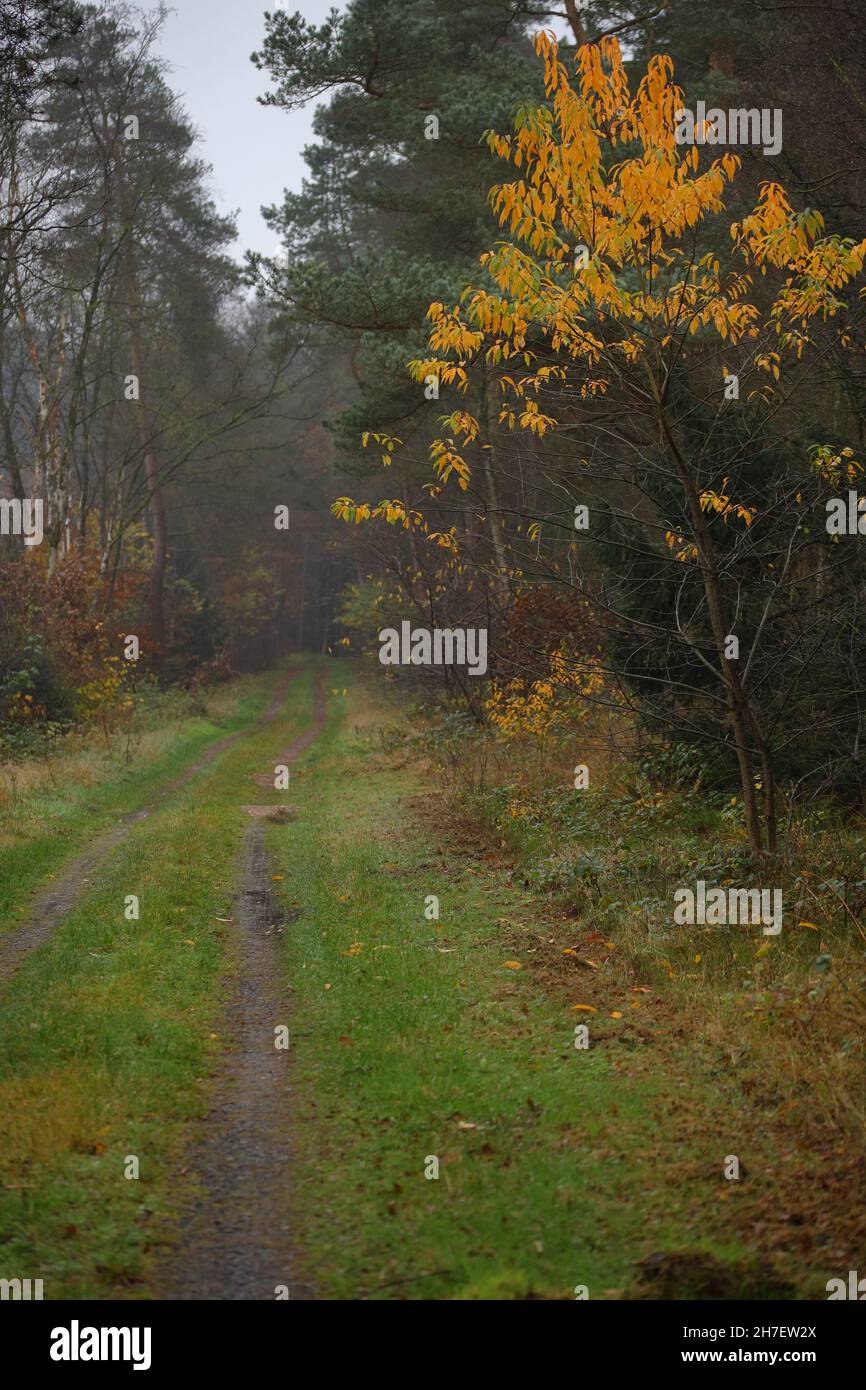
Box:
0;668;299;985
162;671;326;1300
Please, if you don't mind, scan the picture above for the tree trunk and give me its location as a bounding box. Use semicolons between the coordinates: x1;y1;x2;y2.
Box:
119;262;167;663
479;375;511;611
115;138;168;665
657;401;765;856
564;0;589;46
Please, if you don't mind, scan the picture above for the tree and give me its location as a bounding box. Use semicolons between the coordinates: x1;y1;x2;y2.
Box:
2;1;320;707
344;31;866;856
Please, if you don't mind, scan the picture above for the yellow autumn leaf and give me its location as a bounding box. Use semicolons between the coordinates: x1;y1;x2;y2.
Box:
504;959;522;970
572;1003;598;1013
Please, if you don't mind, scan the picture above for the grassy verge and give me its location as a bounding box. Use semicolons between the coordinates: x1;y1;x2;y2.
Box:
466;752;866;1154
272;668;838;1300
0;672;276;931
0;664;314;1299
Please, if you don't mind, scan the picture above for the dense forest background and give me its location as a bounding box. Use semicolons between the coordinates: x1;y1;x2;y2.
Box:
4;0;866;857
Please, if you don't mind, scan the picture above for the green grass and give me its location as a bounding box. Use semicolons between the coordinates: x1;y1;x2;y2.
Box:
0;664;314;1299
270;671;813;1300
468;763;866;1155
0;659;851;1300
0;672;277;929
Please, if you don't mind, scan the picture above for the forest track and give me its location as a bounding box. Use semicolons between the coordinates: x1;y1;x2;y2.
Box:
161;670;326;1300
0;667;300;985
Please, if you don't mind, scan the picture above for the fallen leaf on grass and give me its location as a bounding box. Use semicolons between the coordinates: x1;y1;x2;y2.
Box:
610;1011;623;1019
562;949;599;968
572;1004;598;1013
503;960;522;970
457;1120;477;1130
798;920;820;931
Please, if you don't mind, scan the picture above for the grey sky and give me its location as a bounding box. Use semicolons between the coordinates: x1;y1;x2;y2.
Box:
155;0;337;259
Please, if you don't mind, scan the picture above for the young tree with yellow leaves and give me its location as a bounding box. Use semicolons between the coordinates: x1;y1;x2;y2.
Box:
339;31;866;856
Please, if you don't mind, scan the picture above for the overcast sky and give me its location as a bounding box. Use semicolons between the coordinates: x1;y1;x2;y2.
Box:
155;0;337;260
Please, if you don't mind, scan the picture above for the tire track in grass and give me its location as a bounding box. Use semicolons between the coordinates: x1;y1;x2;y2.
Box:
0;668;299;985
163;671;326;1300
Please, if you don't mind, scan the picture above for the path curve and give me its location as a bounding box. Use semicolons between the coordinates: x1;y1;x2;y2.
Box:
0;667;300;985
